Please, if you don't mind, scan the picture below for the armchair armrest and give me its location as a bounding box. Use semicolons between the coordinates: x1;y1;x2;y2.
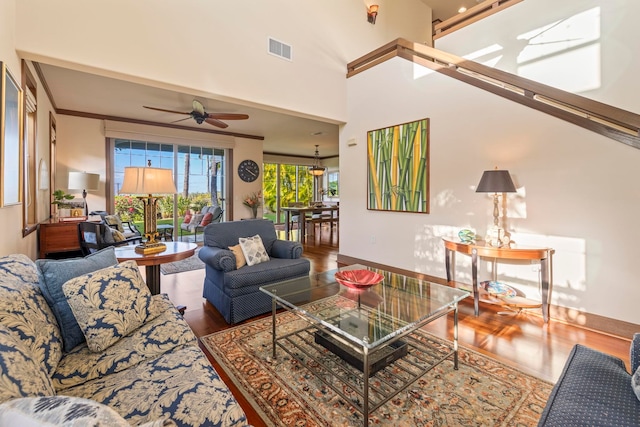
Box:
631;333;640;373
271;239;303;259
198;246;236;272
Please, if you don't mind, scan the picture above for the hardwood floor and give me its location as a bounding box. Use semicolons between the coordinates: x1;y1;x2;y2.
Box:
159;226;632;427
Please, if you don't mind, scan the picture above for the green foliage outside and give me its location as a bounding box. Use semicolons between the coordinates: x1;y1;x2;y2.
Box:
114;192;217;223
262;164;314;222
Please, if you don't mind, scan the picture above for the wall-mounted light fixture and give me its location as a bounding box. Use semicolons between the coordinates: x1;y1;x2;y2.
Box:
367;5;379;24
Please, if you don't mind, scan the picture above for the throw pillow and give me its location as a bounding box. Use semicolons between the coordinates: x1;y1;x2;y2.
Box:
633;366;640;402
190;214;204;228
104;215;124;232
111;228;126;242
183;212;192;224
62;260;156;353
36;247;119;352
0;325;56;403
200;212;214;227
0;396;176;426
239;234;270;266
228;244;247;269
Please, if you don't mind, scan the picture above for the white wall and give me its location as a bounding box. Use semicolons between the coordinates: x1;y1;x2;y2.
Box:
435;0;640;114
15;0;432;124
0;0;56;258
341;57;640;325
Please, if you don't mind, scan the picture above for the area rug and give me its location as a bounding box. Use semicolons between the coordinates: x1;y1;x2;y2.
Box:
200;297;552;426
160;247;204;275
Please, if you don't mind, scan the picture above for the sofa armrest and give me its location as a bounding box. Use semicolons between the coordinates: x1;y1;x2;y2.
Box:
198;246;236;272
631;333;640;373
271;239;303;259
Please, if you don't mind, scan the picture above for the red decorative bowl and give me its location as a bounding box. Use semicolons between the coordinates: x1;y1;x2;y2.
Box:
334;270;384;289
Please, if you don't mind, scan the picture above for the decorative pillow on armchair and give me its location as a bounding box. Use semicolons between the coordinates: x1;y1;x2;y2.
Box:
62;260;157;353
228;244;247;269
183;212;192;225
239;234;270;266
199;212;214;227
190;214;204;228
104;215;124;233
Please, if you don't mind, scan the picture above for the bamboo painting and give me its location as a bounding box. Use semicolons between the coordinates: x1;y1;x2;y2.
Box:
367;118;429;213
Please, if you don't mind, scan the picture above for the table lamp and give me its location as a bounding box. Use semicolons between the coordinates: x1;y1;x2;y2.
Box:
119;161;177;254
476;168;516;247
68;171;100;216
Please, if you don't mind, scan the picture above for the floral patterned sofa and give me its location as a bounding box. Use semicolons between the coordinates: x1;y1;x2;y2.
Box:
0;251;249;426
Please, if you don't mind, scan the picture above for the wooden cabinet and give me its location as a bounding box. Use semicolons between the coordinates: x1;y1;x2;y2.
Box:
38;220;82;259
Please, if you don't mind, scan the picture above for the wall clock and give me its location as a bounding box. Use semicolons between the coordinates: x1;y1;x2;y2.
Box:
238;159;260;182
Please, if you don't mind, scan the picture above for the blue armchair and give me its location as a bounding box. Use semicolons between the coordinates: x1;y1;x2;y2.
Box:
198;219;310;324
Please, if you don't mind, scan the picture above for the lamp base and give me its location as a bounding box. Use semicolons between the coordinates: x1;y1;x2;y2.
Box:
485;225;511;248
134;242;167;255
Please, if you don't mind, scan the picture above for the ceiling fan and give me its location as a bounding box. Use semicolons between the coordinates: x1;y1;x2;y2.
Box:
143;99;249;129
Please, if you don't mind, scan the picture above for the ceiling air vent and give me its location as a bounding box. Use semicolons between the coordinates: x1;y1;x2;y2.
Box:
268;37;292;61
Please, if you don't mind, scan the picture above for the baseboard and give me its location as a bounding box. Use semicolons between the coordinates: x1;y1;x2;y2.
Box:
336;253;639;340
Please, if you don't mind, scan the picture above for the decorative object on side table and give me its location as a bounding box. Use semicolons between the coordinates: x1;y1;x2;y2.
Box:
458;229;476;244
242;191;262;219
476;167;517;247
119;160;177;254
51;189;75;219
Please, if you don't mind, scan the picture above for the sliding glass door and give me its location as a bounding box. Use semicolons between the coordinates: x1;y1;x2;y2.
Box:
112;139;226;228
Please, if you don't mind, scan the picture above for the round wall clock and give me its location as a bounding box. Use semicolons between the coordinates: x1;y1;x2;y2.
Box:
238;159;260;182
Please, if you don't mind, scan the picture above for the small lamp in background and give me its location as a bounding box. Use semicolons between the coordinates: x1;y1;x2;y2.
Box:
68;171;100;216
119;161;177;254
476;168;517;247
367;5;379;24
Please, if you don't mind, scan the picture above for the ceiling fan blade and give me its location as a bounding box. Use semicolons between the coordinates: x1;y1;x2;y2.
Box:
143;105;190;115
205;117;229;128
207;113;249;120
170;117;193;124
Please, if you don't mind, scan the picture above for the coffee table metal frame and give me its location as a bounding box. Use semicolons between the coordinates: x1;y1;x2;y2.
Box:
260;266;469;426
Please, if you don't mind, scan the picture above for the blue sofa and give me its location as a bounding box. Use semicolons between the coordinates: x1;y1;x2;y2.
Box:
538;333;640;426
0;251;249;426
199;219;310;324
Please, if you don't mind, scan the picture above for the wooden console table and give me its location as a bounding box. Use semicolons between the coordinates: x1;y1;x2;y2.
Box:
443;238;554;323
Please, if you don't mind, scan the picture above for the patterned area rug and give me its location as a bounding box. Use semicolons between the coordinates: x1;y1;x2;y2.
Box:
200;298;552;426
160;247;204;275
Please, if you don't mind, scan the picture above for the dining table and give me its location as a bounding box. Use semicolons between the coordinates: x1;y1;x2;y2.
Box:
281;205;339;243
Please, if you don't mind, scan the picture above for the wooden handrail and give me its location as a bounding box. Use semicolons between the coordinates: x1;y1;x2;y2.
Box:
347;38;640;150
433;0;523;40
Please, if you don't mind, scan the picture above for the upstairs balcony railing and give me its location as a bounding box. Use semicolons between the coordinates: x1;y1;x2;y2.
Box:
347;38;640;150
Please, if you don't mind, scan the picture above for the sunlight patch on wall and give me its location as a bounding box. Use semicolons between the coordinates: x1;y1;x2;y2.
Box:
461;43;504;68
516;7;601;93
519;44;601;93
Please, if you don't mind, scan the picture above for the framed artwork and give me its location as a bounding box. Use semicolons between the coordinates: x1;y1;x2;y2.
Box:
1;62;23;206
367;118;429;213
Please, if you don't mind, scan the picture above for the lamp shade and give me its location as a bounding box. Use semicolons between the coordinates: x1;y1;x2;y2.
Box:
68;172;100;191
476;170;516;193
119;167;177;195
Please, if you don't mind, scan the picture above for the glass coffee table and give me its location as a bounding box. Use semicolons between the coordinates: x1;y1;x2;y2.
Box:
260;264;469;426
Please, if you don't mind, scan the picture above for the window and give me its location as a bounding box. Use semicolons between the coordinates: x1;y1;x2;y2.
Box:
263;163;314;223
112;139;226;227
